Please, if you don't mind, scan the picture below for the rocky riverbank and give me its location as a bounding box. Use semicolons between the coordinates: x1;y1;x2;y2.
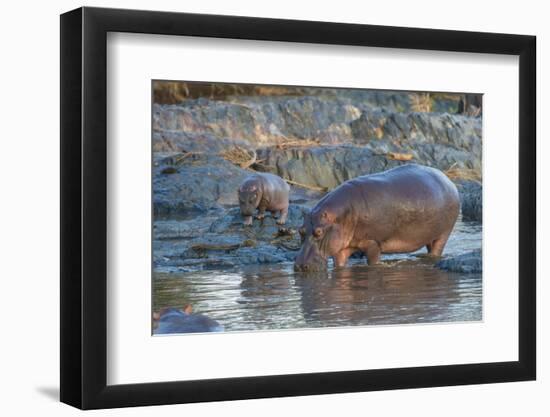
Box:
153;92;482;272
436;249;482;273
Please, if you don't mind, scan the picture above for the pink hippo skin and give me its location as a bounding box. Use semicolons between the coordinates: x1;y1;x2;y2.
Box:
238;173;290;226
294;164;460;271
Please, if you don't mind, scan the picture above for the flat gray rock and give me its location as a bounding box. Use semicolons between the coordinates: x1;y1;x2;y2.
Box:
436;249;482;273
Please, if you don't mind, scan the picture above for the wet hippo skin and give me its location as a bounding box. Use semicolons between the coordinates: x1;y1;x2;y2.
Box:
295;164;460;271
153;307;224;334
238;172;290;226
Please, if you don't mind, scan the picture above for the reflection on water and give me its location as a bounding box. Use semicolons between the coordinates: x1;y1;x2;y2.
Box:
153;219;482;332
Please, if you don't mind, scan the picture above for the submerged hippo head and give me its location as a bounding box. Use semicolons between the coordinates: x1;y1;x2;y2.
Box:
238;183;261;217
294;209;344;272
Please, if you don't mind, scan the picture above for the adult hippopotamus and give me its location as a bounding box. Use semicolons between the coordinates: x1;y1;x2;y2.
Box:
294;164;460;271
238;173;290;226
153;306;224;334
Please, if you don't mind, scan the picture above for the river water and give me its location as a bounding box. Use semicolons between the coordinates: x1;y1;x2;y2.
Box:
153;219;482;333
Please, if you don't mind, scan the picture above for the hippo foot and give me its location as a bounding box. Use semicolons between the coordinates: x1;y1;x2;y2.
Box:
255;214;265;220
276;213;288;225
243;216;253;226
415;253;442;263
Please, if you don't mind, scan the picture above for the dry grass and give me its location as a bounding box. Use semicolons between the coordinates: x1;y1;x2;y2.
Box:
153;81;309;104
284;178;328;192
410;92;433;112
220;146;258;169
221;140;329;192
386;152;413;161
173;151;199;164
275;138;320;149
445;165;482;182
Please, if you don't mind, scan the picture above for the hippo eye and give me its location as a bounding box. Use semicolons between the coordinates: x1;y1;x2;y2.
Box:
313;227;323;238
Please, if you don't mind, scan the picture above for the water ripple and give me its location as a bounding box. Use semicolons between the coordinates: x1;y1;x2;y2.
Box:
153;218;482;332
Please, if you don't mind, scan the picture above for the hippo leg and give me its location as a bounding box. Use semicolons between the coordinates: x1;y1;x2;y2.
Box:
361;240;381;265
256;207;266;220
276;207;288;225
426;233;450;257
334;248;355;267
243;215;253;226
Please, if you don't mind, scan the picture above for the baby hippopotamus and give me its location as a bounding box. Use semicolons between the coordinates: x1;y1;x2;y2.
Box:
153;306;224;334
238;173;290;226
295;164;460;271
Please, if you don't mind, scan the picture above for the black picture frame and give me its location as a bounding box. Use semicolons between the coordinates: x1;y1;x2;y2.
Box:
60;6;536;410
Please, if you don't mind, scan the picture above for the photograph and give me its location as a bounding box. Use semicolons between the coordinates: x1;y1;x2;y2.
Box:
151;81;483;335
0;0;542;413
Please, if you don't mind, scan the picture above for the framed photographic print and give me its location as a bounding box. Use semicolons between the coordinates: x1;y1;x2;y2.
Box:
60;6;536;409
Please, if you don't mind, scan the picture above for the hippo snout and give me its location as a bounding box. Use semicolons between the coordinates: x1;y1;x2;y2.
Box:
239;205;255;216
294;241;328;272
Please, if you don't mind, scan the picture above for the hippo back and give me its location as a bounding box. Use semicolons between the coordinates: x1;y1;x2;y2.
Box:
154;308;224;334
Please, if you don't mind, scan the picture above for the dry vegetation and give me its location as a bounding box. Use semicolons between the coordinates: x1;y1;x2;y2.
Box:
153;81;309;104
386;152;414;161
219;142;330;192
445;164;482;182
275;139;320;149
410;92;433;112
154;81;469;116
219;146;258;169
